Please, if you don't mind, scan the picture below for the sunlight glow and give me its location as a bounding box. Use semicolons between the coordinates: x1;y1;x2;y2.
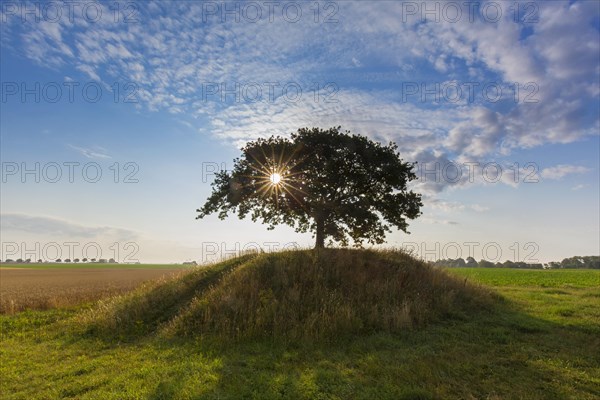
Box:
243;145;311;212
270;173;282;185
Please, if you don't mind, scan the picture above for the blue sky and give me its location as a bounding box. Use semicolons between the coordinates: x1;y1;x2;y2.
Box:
1;0;599;263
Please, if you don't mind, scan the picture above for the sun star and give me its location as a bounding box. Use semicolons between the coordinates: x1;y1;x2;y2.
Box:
270;172;282;185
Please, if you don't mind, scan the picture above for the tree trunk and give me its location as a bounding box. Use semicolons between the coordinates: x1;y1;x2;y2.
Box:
315;215;325;249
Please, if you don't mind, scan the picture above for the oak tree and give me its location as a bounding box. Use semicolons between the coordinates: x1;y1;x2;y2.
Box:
197;127;422;248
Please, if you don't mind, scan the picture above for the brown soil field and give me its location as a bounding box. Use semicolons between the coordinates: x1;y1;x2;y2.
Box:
0;268;187;314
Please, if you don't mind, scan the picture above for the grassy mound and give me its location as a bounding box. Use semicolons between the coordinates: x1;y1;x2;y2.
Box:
85;249;494;341
82;255;256;338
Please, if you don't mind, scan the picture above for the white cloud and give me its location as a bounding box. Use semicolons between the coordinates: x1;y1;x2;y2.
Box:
419;217;460;225
75;64;101;81
426;199;490;213
470;204;490;213
68;145;111;159
541;164;591;180
3;0;598;194
571;184;589;191
0;213;138;242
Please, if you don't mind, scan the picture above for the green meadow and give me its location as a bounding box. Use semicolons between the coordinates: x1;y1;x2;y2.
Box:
1;251;599;399
449;267;600;288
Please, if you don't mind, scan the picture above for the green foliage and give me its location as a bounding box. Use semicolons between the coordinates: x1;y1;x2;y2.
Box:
197;127;422;247
432;255;600;269
559;256;600;269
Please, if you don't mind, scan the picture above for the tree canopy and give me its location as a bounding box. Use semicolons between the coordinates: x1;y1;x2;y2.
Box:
197;127;423;248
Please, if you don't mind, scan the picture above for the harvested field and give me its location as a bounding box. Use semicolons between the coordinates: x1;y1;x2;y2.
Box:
0;268;187;314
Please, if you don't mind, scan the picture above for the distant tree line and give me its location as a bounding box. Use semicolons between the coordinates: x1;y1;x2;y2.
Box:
431;256;600;269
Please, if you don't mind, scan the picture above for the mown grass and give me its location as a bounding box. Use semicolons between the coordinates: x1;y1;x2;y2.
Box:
448;268;600;335
448;267;600;288
1;251;599;399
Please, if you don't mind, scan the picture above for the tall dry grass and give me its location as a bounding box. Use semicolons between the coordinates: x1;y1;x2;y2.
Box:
160;248;494;340
81;249;492;339
81;254;257;337
81;248;494;341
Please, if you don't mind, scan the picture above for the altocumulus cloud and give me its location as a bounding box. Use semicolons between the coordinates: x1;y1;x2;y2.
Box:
541;165;591;180
3;0;598;192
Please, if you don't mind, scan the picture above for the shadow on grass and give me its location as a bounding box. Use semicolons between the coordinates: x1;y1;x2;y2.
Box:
60;250;600;399
3;288;598;399
11;247;593;399
81;255;257;340
140;296;599;400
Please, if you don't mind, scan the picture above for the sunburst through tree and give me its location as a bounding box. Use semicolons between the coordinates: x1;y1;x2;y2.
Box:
232;140;315;217
197;127;422;248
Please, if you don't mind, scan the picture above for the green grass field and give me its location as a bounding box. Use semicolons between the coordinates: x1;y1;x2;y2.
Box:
1;258;599;399
449;267;600;288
